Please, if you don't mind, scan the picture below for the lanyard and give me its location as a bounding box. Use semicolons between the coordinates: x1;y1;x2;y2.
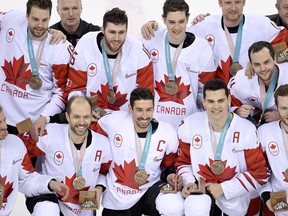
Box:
209;113;231;160
165;33;185;81
224;15;244;63
101;39;122;90
134;124;152;171
27;30;46;76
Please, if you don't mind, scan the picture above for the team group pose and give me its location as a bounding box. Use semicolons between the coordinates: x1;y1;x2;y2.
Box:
1;0;288;215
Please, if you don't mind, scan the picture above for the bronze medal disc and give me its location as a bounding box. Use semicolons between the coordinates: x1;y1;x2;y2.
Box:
229;62;243;77
165;81;178;95
0;184;4;205
73;176;86;190
107;90;116;104
134;170;148;184
29;76;42;89
211;161;225;175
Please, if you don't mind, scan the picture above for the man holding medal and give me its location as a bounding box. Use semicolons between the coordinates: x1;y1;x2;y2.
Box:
139;0;216;130
0;0;72;136
141;0;288;85
96;88;183;216
258;84;288;215
65;7;154;118
175;79;269;216
0;105;69;215
19;96;112;215
229;41;288;126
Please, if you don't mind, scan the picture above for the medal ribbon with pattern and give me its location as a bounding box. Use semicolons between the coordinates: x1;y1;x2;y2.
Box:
209;113;232;175
69;130;88;190
101;39;122;104
27;30;46;89
258;66;279;126
134;123;152;184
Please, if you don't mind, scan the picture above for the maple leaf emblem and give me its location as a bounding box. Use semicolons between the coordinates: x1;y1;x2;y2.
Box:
64;174;90;204
1;56;32;90
9;30;13;36
152;51;157;57
0;175;14;203
194;137;200;142
113;159;148;190
207;37;213;43
56;153;62;159
89;65;95;70
155;74;191;104
270;144;276;150
197;158;237;183
216;56;233;84
90;84;128;110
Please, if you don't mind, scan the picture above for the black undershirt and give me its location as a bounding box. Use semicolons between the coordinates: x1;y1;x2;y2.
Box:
73;129;92;150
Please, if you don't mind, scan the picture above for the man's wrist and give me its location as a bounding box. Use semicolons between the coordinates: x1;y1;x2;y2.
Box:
41;115;50;124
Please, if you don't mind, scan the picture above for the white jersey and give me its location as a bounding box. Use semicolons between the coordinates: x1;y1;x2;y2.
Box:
141;28;216;129
20;124;112;216
96;111;179;210
0;10;72;126
258;121;288;209
176;112;269;215
188;14;287;84
0;134;54;216
228;64;288;113
66;32;154;113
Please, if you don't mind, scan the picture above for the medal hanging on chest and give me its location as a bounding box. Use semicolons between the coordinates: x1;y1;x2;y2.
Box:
229;62;243;77
0;184;4;205
134;170;149;185
165;81;178;95
211;160;225;175
73;176;86;190
107;89;116;104
29;76;43;89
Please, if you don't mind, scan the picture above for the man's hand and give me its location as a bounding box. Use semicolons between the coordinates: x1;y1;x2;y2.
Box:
191;13;210;25
167;173;183;190
245;62;254;79
141;21;158;40
182;182;198;198
33;116;47;142
49;180;69;201
91;186;103;209
48;28;66;44
235;105;255;118
205;182;223;199
263;110;280;123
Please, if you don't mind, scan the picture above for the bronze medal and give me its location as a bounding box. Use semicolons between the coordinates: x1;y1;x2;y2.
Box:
165;81;178;95
29;76;42;89
107;90;116;104
134;170;148;184
229;62;243;77
0;184;4;205
73;176;86;190
211;160;225;175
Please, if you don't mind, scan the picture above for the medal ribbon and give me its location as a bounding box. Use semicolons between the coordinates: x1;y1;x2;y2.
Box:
165;33;185;81
69;130;88;177
258;66;279;125
101;39;122;91
134;124;152;171
223;15;244;63
209;113;231;161
27;30;46;76
280;122;288;159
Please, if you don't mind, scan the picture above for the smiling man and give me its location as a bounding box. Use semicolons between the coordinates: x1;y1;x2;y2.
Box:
229;41;288;126
140;0;216;130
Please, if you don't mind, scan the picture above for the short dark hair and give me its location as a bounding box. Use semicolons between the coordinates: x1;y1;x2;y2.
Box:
274;84;288;107
203;79;228;99
103;7;128;30
26;0;52;16
248;41;275;63
162;0;190;19
66;96;93;115
130;88;154;108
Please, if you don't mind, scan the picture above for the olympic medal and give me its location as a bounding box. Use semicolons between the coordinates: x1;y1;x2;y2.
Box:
73;176;86;190
229;62;243;77
107;90;116;104
134;170;148;184
0;184;4;205
165;81;178;95
211;161;225;175
29;76;42;89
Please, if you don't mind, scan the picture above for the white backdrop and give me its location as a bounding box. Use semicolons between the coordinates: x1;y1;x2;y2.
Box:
0;0;278;215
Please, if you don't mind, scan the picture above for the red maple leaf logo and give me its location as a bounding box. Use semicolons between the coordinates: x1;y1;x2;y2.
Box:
197;158;237;183
152;51;157;57
1;56;32;90
113;159;148;190
207;37;213;43
9;31;13;36
155;75;191;104
116;136;121;141
90;84;128;111
194;137;200;142
64;174;90;204
0;175;14;203
270;144;276;150
216;56;232;84
89;65;95;70
56;153;62;159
